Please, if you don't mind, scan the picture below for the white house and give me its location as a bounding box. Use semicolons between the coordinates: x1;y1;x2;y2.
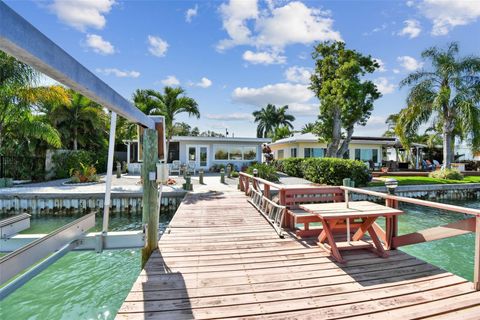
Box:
269;133;396;163
167;136;271;171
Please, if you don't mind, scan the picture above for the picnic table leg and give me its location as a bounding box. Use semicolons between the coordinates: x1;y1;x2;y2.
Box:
367;224;388;258
318;219;340;243
352;217;376;241
320;219;344;263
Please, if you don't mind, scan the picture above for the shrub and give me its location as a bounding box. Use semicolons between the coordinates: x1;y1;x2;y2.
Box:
69;162;99;183
281;158;305;177
271;160;284;172
52;151;93;179
246;163;279;182
231;171;240;178
429;169;464;180
302;158;370;187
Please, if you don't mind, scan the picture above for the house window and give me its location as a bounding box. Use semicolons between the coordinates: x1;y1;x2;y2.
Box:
355;149;379;162
291;148;297;158
188;147;196;161
277;149;285;159
304;148;326;158
243;146;257;160
229;147;243;160
213;145;258;161
214;145;228;160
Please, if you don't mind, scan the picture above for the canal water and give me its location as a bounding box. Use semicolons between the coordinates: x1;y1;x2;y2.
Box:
0;199;479;319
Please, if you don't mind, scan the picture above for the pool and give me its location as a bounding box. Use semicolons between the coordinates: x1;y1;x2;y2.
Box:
0;199;478;319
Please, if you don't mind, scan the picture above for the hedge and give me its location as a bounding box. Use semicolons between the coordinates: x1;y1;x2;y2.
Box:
52;150;108;179
282;157;370;187
246;163;279;182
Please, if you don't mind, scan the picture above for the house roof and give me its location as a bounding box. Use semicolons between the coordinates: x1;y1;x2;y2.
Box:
171;136;271;143
269;133;396;146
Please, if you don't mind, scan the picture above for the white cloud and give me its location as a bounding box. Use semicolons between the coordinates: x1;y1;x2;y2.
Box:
374;77;396;94
85;34;115;55
393;68;400;74
398;19;422;38
406;1;415;7
284;66;311;83
288;103;318;116
206;113;253;121
50;0;115;31
242;50;286;65
96;68;140;78
374;58;387;72
147;35;169;57
186;4;198;23
217;0;341;58
160;75;180;86
418;0;480;35
398;55;424;71
191;77;212;88
232;82;314;107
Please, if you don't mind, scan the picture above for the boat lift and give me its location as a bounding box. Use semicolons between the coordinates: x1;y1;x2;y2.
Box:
0;2;166;299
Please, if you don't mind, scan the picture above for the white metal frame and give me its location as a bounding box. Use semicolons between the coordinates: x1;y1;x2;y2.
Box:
186;144;210;170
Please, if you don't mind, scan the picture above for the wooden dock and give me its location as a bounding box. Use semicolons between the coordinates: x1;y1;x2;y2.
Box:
117;190;480;319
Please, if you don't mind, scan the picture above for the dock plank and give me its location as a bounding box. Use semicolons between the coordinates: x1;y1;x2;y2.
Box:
116;190;479;319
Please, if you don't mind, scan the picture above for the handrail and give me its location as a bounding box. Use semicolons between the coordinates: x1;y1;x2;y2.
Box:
341;186;480;217
239;172;283;190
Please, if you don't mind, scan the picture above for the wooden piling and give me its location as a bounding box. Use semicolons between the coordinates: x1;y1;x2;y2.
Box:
141;128;159;268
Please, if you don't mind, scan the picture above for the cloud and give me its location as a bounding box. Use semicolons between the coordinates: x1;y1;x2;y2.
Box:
374;77;396;94
85;34;115;55
398;55;424;71
217;0;341;59
147;35;169;57
363;23;387;36
406;1;415;7
50;0;115;31
398;19;422;38
242;50;286;65
374;58;387;72
206;113;253;121
160;75;180;86
232;82;314;107
418;0;480;35
288;103;318;116
96;68;140;78
190;77;212;88
284;66;311;83
393;68;400;74
186;4;198;22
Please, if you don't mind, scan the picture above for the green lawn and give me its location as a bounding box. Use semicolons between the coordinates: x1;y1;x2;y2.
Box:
368;175;480;187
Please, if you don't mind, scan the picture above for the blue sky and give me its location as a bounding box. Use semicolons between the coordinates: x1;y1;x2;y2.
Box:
6;0;480;137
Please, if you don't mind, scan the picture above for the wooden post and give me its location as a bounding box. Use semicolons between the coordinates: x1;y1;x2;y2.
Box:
474;216;480;290
264;184;270;199
141;128;159;268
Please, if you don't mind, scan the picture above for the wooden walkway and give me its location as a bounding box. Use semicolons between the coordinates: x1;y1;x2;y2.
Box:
117;191;480;319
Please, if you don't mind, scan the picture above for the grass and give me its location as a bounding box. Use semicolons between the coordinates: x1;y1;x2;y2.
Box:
368;175;480;187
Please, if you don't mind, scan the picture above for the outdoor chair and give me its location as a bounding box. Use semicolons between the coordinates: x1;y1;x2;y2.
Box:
187;161;196;175
170;160;181;176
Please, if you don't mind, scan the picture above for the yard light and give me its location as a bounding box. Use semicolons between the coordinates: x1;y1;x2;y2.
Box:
253;168;258;177
385;178;398;195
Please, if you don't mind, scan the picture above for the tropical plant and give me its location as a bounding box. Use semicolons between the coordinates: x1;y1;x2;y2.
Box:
133;87;200;155
47;90;108;151
0;51;69;154
302;157;370;187
310;41;381;158
271;125;292;142
429;168;463;180
301;122;316;134
69;162;99;183
246;163;279;182
396;42;480;168
253;104;295;138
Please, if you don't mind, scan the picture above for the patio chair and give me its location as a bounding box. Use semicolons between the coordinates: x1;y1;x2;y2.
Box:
170;160;181;176
187;160;196;175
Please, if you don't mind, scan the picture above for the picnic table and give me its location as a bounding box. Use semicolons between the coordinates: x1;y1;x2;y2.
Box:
299;201;403;263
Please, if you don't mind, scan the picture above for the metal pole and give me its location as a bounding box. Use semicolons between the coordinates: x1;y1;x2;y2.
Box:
102;111;117;234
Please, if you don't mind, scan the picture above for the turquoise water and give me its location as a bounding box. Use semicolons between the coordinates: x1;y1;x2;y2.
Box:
0;212;173;320
0;199;479;319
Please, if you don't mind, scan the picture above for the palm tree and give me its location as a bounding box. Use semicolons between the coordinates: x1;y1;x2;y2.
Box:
301;122;316;134
253;104;296;138
0;51;68;153
49;90;108;150
396;42;480;168
133;87;200;155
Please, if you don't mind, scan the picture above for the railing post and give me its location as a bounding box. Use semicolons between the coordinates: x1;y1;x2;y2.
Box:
264;184;270;199
385;197;398;250
474;216;480;290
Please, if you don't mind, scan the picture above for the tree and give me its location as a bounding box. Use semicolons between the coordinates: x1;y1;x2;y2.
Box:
172;122;192;136
48;90;108;151
301;122;316;134
309;41;381;158
383;114;399;137
0;51;68;154
396;42;480;168
252;104;295;138
133;87;200;155
272;126;292;142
